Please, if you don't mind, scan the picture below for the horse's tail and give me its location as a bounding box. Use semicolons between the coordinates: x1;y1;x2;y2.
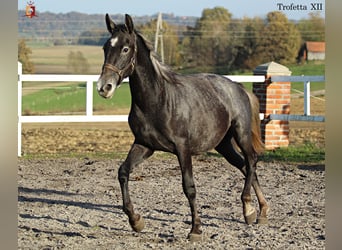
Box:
246;91;264;155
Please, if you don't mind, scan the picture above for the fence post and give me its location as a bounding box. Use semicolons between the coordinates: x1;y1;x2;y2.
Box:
253;61;292;150
18;62;23;156
86;80;93;116
304;81;311;116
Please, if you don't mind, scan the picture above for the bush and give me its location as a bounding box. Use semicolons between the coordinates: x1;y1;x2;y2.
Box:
67;51;90;74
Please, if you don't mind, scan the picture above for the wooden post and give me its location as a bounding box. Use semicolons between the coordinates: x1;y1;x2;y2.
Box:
253;62;292;150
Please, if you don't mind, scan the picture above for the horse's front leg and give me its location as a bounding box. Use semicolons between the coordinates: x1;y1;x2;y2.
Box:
176;146;202;241
118;143;154;232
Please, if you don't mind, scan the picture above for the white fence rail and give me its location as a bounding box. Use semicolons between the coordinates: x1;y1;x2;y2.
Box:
18;63;265;156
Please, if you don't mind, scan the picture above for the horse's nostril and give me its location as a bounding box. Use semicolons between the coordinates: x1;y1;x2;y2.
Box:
104;83;113;92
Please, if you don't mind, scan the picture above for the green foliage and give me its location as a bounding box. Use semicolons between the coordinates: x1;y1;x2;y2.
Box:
18;39;34;73
254;12;301;66
137;19;181;66
186;7;234;72
182;9;305;72
233;17;265;70
297;12;325;42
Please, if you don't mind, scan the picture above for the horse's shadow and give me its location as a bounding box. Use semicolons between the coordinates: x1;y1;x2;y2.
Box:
18;186;132;236
297;164;325;171
19;187;190;228
152;208;245;225
18;186;121;213
18;185;245;240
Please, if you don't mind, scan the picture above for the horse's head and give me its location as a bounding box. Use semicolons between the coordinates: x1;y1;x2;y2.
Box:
97;14;137;99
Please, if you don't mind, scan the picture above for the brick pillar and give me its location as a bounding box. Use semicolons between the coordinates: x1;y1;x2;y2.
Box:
253;62;292;150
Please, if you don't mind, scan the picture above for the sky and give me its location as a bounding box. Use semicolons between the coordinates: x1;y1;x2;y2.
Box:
19;0;325;20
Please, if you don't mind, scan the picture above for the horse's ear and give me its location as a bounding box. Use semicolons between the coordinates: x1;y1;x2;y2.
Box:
125;14;134;34
105;13;116;34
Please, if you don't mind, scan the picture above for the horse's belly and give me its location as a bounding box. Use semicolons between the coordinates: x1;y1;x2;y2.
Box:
188;118;230;154
129;108;230;154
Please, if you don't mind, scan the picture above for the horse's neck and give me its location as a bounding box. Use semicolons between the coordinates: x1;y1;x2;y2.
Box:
128;54;164;111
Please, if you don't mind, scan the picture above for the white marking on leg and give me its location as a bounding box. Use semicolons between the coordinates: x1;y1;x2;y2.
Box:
110;37;118;47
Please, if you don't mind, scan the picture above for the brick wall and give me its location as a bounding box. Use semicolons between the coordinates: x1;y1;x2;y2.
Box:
253;62;292;150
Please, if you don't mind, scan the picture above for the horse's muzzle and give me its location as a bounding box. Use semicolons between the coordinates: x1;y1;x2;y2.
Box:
97;78;117;99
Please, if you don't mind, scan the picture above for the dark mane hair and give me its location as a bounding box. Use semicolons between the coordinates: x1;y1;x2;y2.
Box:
135;31;180;84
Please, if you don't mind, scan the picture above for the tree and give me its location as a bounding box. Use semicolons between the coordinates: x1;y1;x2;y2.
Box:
189;7;233;72
254;11;301;65
78;29;108;46
137;18;181;66
67;51;90;74
18;39;34;73
233;17;264;70
297;12;325;42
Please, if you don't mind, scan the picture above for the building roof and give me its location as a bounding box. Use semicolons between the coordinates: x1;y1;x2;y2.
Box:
306;41;325;53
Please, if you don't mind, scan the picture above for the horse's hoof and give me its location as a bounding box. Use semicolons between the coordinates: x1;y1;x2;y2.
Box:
244;210;257;225
131;215;145;232
257;216;268;224
188;233;202;242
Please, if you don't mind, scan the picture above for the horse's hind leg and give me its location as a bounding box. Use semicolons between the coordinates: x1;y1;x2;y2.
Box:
215;133;269;224
215;136;256;224
118;143;154;232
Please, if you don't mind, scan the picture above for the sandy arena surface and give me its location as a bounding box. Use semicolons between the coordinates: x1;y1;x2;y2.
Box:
18;156;324;249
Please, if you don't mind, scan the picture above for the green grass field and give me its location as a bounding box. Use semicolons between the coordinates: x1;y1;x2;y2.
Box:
22;82;131;115
23;44;325;114
288;61;325;92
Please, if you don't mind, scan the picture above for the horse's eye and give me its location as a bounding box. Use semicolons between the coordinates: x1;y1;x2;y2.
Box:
122;47;129;53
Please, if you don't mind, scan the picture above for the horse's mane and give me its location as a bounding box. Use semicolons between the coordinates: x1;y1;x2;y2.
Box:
135;31;180;84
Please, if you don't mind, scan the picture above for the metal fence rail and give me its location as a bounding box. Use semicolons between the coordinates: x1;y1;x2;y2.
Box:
270;75;325;122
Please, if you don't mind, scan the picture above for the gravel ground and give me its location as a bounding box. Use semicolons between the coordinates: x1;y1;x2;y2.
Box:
18;156;325;249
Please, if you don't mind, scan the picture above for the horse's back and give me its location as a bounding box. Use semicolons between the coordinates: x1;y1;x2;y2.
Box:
176;73;250;117
168;73;251;153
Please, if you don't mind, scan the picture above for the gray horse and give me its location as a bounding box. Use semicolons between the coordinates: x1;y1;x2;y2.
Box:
97;14;269;241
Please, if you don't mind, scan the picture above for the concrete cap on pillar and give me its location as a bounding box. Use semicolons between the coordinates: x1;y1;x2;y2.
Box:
253;61;292;76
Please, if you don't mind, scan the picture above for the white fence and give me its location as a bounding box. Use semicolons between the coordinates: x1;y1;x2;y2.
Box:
18;62;324;156
18;63;266;156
